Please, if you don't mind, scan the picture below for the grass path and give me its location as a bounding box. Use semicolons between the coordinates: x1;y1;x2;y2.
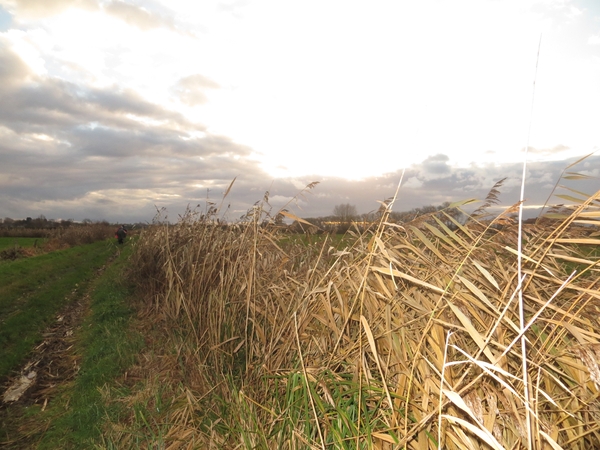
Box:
0;242;144;449
0;240;115;380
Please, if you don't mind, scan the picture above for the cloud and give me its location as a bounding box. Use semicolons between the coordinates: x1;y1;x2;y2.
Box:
522;144;570;155
171;74;220;106
0;44;267;222
402;177;423;190
2;132;597;223
420;154;451;178
588;35;600;45
0;78;187;134
0;46;197;135
1;0;98;18
103;1;175;31
1;1;598;224
0;43;31;82
3;0;178;34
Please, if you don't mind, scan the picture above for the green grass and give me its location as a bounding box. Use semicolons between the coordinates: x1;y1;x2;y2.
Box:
0;240;116;381
263;370;404;449
560;243;600;278
0;242;145;449
0;237;46;251
36;244;144;449
279;232;355;250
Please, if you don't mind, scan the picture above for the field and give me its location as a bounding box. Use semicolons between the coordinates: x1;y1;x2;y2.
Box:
0;237;46;262
0;237;45;251
1;191;600;449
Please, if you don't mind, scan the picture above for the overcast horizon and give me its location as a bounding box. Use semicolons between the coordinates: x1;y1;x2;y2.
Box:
1;0;599;224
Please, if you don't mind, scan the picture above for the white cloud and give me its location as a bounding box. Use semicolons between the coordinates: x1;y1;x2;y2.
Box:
0;0;599;222
588;35;600;45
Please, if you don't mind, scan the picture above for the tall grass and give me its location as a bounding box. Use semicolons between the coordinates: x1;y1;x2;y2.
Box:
122;184;600;449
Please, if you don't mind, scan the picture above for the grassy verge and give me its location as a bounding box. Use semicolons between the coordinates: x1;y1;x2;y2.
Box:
37;244;144;449
0;243;144;449
0;241;116;380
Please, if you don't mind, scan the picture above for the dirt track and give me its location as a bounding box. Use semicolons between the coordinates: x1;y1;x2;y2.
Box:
0;259;113;446
2;291;88;406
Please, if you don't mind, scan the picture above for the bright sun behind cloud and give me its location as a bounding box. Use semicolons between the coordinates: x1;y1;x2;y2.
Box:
0;0;598;221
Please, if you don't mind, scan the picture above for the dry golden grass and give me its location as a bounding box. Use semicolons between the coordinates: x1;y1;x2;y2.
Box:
119;188;600;449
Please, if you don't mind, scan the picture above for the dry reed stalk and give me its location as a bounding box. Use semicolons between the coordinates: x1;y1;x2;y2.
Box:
120;183;600;448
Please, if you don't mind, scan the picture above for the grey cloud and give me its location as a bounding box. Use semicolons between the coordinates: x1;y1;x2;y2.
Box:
84;87;166;116
421;153;451;176
72;127;179;158
0;45;267;222
6;142;597;224
418;169;481;192
0;48;201;137
0;44;30;82
1;37;597;224
279;155;600;221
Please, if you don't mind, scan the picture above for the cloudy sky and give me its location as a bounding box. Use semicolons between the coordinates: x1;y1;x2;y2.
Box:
0;0;599;223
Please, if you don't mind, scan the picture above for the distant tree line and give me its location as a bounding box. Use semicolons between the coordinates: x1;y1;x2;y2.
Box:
1;215;80;230
388;202;464;225
288;201;465;234
0;215;149;229
0;215;148;238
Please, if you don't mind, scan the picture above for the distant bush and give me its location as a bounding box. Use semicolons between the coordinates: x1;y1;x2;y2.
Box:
0;221;118;254
44;222;116;248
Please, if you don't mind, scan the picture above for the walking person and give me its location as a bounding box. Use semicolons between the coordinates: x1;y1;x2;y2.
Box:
115;225;127;244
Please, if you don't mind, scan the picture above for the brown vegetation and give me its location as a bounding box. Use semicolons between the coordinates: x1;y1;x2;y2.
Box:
44;222;118;248
116;190;600;448
0;222;126;260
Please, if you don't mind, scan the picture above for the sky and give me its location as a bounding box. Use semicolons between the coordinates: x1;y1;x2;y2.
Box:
0;0;599;223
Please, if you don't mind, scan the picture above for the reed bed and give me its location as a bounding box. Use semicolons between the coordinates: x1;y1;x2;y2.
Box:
46;221;117;247
124;187;600;449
